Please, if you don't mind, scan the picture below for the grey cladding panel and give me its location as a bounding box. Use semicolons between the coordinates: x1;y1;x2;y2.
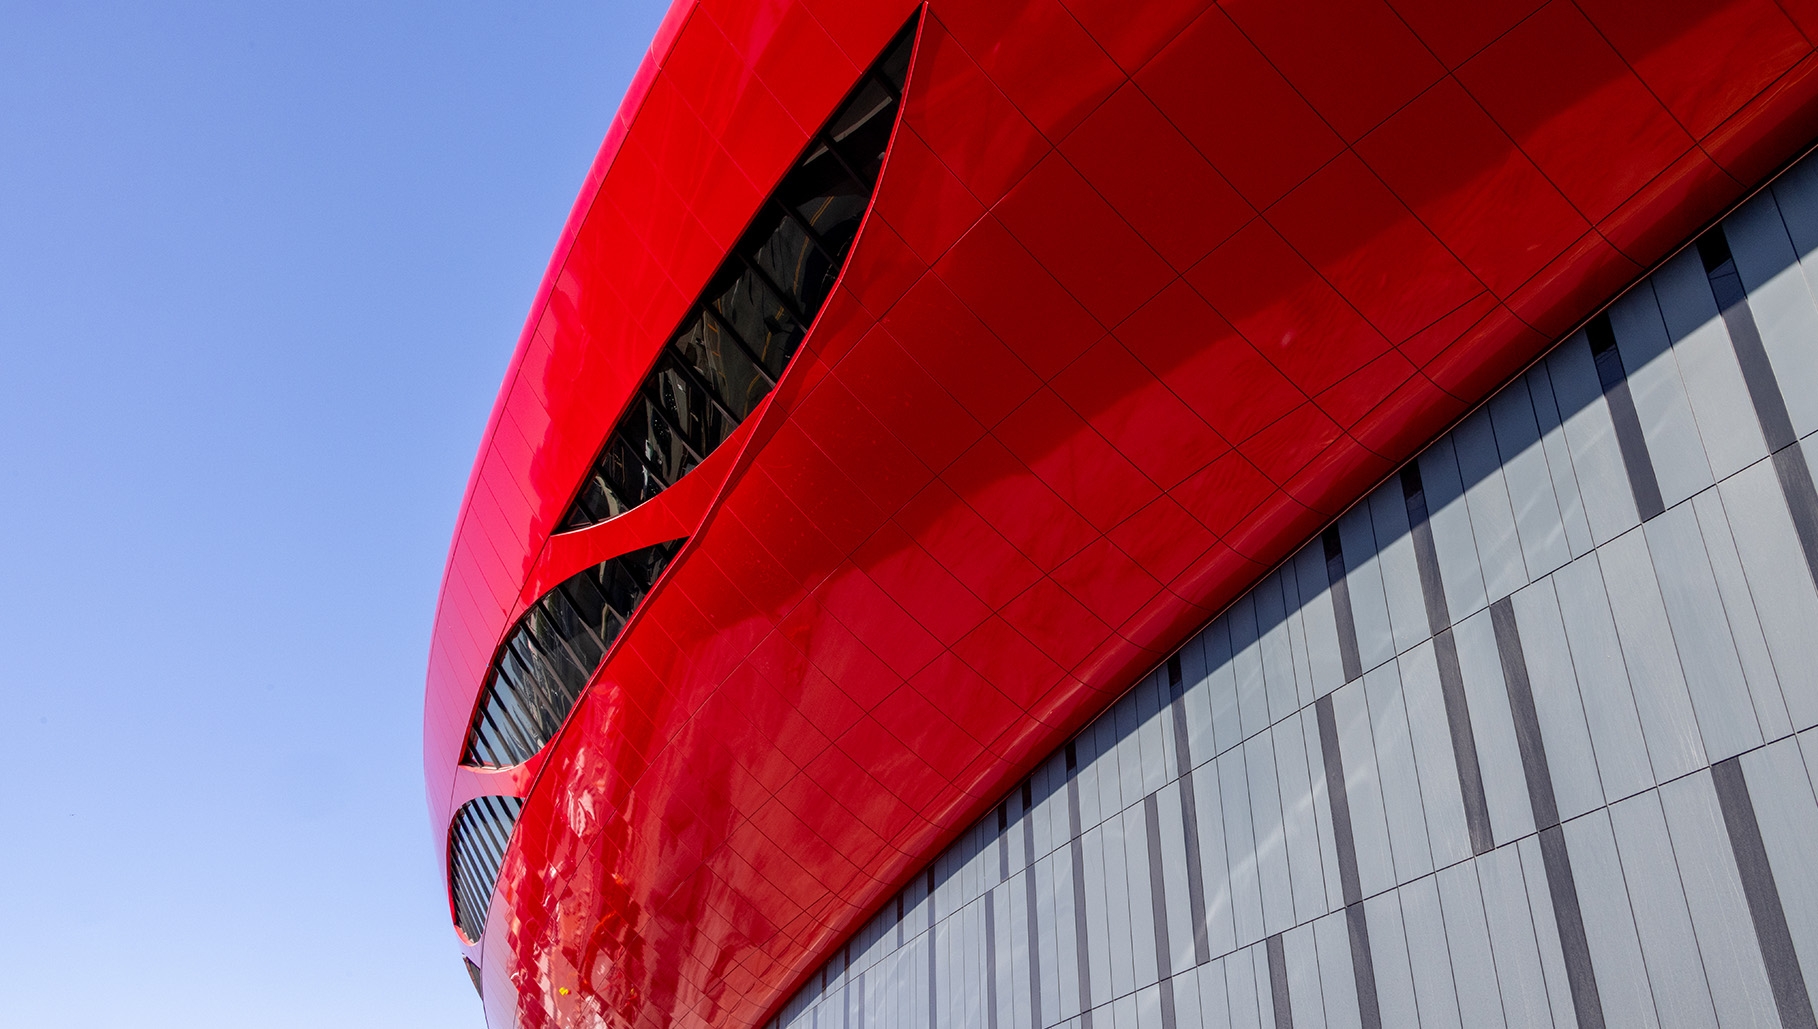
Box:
776;146;1818;1029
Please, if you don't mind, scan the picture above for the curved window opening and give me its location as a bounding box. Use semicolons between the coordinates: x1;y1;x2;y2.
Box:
449;795;524;943
557;16;918;532
462;538;683;768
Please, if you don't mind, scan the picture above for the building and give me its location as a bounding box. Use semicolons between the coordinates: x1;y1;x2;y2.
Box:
423;2;1818;1027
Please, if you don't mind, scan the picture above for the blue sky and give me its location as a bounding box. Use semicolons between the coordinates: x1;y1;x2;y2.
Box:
0;2;669;1024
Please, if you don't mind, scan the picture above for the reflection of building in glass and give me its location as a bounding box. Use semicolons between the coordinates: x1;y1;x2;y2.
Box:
423;4;1818;1028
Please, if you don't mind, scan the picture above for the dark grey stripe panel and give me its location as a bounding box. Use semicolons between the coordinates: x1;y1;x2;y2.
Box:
1266;934;1294;1029
1489;598;1560;831
1316;694;1385;1029
1400;465;1450;636
1773;446;1818;591
1711;758;1818;1029
1539;826;1607;1029
1315;695;1363;906
1323;528;1364;682
1702;229;1798;451
1167;656;1213;965
1066;743;1093;1028
998;803;1010;881
1345;904;1382;1029
927;868;936;1029
1434;629;1495;855
1493;598;1607;1028
1587;314;1667;521
1143;796;1179;1029
1700;227;1818;595
1021;781;1042;1029
985;892;999;1029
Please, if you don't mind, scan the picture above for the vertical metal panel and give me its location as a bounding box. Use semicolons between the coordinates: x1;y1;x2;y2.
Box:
1516;835;1583;1029
1508;580;1605;819
1332;681;1395;898
1360;892;1419;1029
1653;250;1769;480
1474;844;1556;1029
1689;489;1794;741
1221;747;1266;949
1194;760;1239;956
1312;911;1361;1029
1595;532;1708;781
1361;662;1434;883
1259;572;1306;723
1247;730;1296;935
1365;481;1430;657
1455;409;1530;602
1548;334;1643;546
1614;294;1715;511
1435;863;1508;1029
1338;505;1396;675
1642;505;1763;760
1607;792;1720;1029
1399;877;1464;1029
1272;715;1330;922
1294;547;1349;700
1563;811;1661;1029
1225;947;1264;1029
1717;462;1818;729
1396;641;1474;866
1737;740;1818;1008
1526;361;1598;558
1452;609;1536;845
1418;437;1492;625
1725;194;1818;437
1489;378;1574;581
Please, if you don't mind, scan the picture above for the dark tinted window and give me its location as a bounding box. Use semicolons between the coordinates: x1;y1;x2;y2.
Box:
557;17;919;533
461;539;683;768
449;795;525;943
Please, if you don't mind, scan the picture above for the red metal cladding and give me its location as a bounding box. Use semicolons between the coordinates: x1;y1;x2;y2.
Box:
425;1;1818;1026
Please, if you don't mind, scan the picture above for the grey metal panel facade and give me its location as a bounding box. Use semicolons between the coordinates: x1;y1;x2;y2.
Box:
770;152;1818;1029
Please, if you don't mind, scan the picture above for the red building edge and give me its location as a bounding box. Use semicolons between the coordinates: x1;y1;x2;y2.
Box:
424;2;1818;1027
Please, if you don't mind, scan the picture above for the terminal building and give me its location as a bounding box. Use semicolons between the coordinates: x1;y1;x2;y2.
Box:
424;2;1818;1027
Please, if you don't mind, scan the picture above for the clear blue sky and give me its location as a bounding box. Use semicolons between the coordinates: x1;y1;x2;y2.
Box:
0;2;669;1025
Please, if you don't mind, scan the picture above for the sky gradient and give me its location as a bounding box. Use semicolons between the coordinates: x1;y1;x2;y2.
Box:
0;2;670;1025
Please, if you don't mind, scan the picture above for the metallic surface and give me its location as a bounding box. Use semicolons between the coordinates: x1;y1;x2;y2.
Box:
770;156;1818;1029
423;1;1818;1026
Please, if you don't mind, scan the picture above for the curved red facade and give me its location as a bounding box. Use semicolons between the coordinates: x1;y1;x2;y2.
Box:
425;2;1818;1026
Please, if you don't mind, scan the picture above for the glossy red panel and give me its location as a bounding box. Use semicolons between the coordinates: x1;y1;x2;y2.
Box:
1575;0;1807;138
1457;1;1692;224
1136;6;1343;207
1266;152;1479;344
997;152;1174;326
425;3;1818;1027
1381;0;1545;68
936;0;1125;141
901;18;1048;207
1220;0;1444;142
1058;0;1211;73
1060;82;1252;272
1358;77;1587;296
934;215;1101;379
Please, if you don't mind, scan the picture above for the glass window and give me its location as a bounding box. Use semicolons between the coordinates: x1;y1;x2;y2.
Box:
449;795;525;943
553;18;918;533
460;538;684;768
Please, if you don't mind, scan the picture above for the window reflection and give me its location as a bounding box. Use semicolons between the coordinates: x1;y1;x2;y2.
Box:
449;795;524;943
556;17;919;533
461;538;683;768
